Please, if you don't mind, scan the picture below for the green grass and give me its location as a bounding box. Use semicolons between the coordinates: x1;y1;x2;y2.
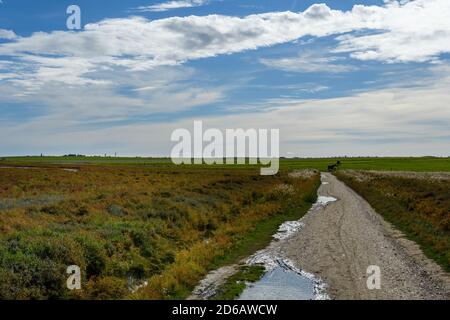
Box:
210;187;318;268
0;156;172;166
2;156;449;172
211;265;266;300
280;157;450;172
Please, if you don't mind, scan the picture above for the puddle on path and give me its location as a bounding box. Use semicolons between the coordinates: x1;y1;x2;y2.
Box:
241;253;328;300
239;266;315;300
317;195;337;205
191;173;337;300
239;178;336;300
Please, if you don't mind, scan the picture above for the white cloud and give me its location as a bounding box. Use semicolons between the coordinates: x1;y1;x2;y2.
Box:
301;85;330;93
136;0;208;12
0;0;449;90
2;64;450;157
334;0;450;62
0;0;450;156
0;64;225;121
260;52;357;73
0;29;16;40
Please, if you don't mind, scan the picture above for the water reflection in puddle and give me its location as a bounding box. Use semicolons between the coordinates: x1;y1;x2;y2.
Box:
241;252;329;300
239;266;315;300
238;179;336;300
317;196;337;205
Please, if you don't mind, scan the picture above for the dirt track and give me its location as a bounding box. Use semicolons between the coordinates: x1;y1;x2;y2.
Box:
285;173;450;300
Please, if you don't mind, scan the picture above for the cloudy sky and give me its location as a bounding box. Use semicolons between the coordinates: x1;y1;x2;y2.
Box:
0;0;449;157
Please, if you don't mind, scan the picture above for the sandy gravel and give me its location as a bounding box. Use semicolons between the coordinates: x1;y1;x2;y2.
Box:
285;173;450;300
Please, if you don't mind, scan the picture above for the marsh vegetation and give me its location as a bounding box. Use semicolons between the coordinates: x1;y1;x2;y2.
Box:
0;165;319;299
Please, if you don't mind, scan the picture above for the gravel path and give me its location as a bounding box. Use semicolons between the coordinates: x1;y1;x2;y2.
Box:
285;173;450;300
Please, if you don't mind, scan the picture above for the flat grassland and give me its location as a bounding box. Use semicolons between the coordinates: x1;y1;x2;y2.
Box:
0;165;319;299
2;156;450;172
0;156;449;300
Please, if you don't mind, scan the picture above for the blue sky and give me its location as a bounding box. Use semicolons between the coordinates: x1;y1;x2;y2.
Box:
0;0;449;157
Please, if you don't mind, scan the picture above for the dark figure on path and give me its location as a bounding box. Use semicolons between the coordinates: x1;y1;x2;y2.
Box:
328;161;341;172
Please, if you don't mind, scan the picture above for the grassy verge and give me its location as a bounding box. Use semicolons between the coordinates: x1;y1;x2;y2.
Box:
336;171;449;272
136;173;320;299
203;177;320;300
211;189;318;268
211;265;266;300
